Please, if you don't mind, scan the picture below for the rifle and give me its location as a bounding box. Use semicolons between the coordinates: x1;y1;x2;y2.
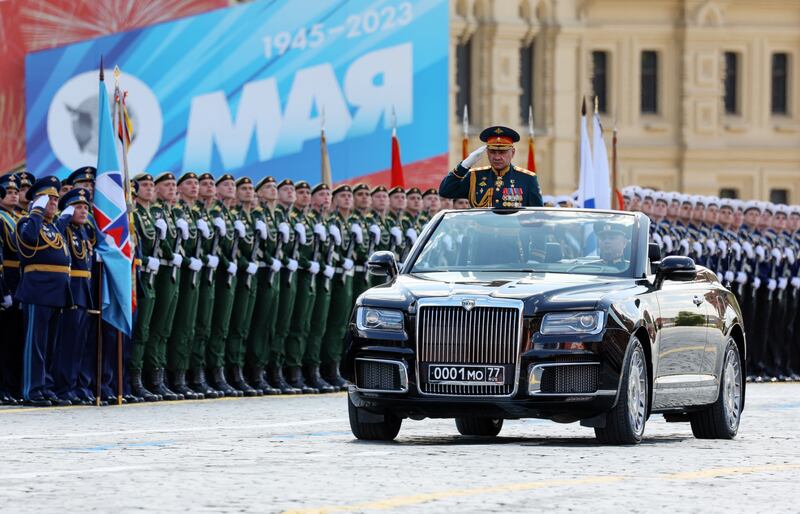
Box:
206;227;220;285
245;224;260;290
285;225;301;286
322;231;335;292
171;217;185;283
227;227;240;288
190;219;203;289
309;228;321;293
149;221;164;288
340;225;356;285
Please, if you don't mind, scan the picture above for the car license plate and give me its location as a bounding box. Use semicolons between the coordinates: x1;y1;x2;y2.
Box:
427;364;505;385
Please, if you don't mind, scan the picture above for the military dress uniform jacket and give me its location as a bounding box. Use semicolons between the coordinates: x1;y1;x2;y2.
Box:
151;200;181;267
439;164;543;208
56;217;93;308
208;201;237;274
133;202;159;290
290;207;323;272
275;204;297;267
327;210;356;275
174;199;201;275
15;208;72;308
0;205;20;293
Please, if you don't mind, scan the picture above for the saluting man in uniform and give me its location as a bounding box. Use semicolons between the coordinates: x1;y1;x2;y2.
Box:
16;176;72;407
440;126;543;208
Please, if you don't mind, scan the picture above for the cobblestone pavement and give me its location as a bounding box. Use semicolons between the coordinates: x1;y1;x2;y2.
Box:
1;383;799;513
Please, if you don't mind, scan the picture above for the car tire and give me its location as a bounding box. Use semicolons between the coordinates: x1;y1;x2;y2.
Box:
455;417;503;437
690;339;742;440
348;395;402;441
595;336;648;445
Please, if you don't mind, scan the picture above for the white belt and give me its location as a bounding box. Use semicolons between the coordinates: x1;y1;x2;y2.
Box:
158;259;178;267
334;267;355;276
354;265;366;273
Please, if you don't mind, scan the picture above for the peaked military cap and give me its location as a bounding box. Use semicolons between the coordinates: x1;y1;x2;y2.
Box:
177;172;199;185
65;166;96;186
236;176;253;187
479;126;520;149
133;172;154;183
371;185;388;196
154;172;176;184
332;184;352;196
295;180;311;191
0;174;18;191
352;183;370;194
26;176;61;201
216;173;235;186
14;171;35;188
311;183;330;195
406;187;422;197
277;178;295;190
388;186;405;197
58;187;91;210
422;188;438;198
743;200;761;213
255;176;276;191
198;172;215;182
594;221;627;239
131;180;139;196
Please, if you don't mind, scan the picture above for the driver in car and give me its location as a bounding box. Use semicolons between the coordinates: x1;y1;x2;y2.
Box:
593;222;630;270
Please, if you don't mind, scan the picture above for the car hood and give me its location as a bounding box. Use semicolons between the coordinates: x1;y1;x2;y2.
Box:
360;271;642;314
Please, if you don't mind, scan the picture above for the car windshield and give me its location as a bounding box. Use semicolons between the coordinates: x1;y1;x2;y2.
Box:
411;209;637;277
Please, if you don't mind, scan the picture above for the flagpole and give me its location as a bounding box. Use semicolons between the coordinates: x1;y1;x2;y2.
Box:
95;56;105;407
612;123;619;210
111;68;127;406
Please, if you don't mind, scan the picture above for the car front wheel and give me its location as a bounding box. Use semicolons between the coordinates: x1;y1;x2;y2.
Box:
690;339;742;439
455;417;503;437
595;336;648;445
348;395;402;441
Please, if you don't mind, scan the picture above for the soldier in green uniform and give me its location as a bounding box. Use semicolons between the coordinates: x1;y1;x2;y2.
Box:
387;186;414;264
284;181;326;393
422;188;441;218
368;185;394;287
145;172;184;401
130;173;161;402
302;183;337;393
188;173;222;398
165;172;205;400
406;187;429;233
351;183;380;304
224;177;261;397
268;179;303;393
244;176;284;395
206;174;243;397
320;184;357;390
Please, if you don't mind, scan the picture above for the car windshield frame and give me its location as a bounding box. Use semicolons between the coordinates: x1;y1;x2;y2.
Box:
406;208;648;278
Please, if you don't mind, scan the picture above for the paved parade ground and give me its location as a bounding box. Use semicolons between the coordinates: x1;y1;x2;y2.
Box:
1;383;799;513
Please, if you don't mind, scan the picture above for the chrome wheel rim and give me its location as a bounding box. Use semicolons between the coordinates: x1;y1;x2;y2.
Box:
627;347;647;436
723;345;742;431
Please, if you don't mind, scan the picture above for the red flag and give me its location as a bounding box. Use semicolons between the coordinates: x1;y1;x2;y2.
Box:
462;137;469;160
391;127;404;188
527;136;536;172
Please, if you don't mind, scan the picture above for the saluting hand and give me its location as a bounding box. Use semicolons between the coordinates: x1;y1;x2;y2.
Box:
461;145;487;168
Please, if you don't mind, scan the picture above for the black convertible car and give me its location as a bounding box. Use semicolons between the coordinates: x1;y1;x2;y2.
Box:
342;208;745;444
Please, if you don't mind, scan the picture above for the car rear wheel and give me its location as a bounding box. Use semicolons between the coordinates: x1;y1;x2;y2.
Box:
595;337;648;445
455;417;503;437
348;395;402;441
690;339;742;439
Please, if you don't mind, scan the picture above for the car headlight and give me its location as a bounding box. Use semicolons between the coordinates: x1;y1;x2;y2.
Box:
540;311;604;335
356;307;405;331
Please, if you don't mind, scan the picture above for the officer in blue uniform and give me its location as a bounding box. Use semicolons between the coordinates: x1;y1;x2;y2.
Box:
54;188;94;405
439;126;543;208
13;170;36;216
15;176;73;407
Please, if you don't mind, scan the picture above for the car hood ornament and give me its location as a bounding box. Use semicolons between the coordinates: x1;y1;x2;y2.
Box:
461;298;476;311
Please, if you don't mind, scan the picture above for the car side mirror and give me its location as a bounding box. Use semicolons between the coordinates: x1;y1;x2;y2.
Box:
655;255;697;288
648;242;662;273
367;251;398;279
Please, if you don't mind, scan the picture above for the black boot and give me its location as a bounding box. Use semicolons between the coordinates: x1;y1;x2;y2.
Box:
189;368;219;399
321;362;349;391
229;366;260;397
304;364;336;393
148;369;179;401
287;366;318;394
268;363;300;394
248;366;281;396
170;370;202;400
209;367;241;398
130;369;159;402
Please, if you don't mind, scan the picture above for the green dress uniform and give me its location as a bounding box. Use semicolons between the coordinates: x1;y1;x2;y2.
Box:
268;199;299;379
388;208;414;263
351;207;377;306
368;208;394;287
166;193;203;400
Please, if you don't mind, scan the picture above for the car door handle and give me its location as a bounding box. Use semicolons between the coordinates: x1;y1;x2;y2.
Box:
692;295;704;306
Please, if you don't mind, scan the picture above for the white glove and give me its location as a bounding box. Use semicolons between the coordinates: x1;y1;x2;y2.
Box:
196;218;210;238
785;247;796;265
206;255;219;269
245;262;258;275
718;240;728;257
342;258;354;271
188;257;203;272
731;241;741;256
227;262;238;274
328;225;342;245
170;253;183;268
755;245;765;260
176;218;189;240
270;258;282;273
369;224;381;241
155;218;168;240
663;235;673;253
146;256;160;272
1;295;13;309
406;228;418;244
461;145;487;168
313;223;327;239
350;223;363;244
60;206;75;219
308;261;320;275
753;277;762;290
778;277;788;290
652;232;663;247
287;259;298;272
767;278;777;291
278;222;290;243
692;241;703;256
323;265;334;278
724;271;734;283
233;220;246;238
742;241;754;259
735;271;747;284
770;247;782;263
716;271;724;283
255;220;268;239
32;195;49;210
679;239;689;255
791;277;800;289
706;239;717;253
212;217;226;236
390;226;402;245
295;223;307;244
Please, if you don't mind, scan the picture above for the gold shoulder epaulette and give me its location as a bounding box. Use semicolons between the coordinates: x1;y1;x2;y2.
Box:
515;167;537;177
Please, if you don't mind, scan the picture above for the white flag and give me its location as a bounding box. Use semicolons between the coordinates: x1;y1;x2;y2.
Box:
592;112;611;210
577;108;595;209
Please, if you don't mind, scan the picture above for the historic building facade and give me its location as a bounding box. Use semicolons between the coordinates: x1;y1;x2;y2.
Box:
450;0;800;202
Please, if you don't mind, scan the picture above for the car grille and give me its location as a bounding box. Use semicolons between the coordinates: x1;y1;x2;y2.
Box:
355;359;405;392
417;303;521;396
540;364;599;394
